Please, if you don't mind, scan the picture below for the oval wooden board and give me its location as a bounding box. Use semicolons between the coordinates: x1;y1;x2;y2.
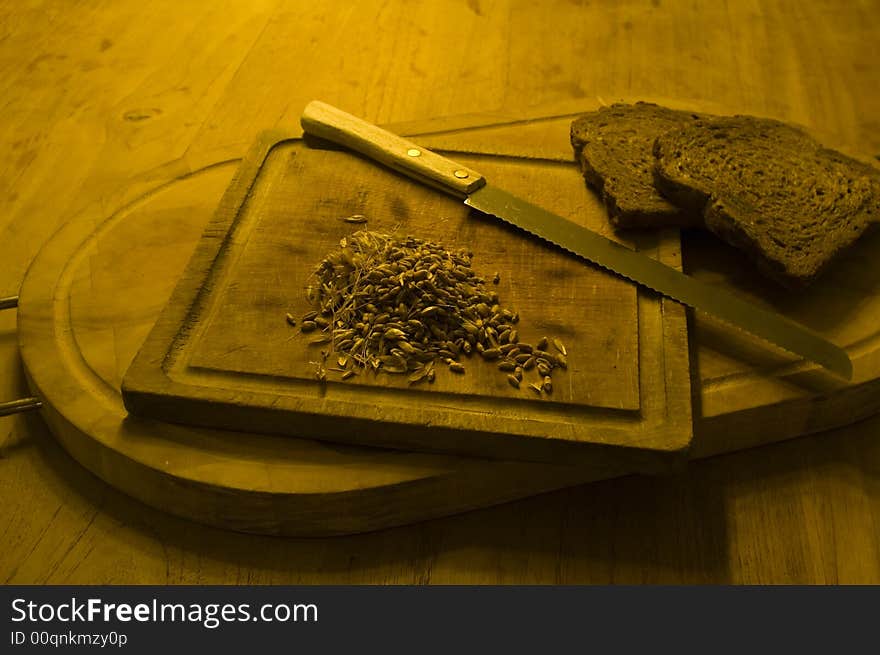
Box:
17;149;626;537
18;102;880;535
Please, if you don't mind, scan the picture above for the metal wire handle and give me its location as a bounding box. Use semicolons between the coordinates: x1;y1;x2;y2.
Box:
0;295;42;417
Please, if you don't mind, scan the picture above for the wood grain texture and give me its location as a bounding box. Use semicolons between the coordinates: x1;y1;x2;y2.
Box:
2;0;880;583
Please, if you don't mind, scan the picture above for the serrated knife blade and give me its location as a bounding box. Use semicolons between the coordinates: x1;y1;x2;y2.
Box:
301;101;852;380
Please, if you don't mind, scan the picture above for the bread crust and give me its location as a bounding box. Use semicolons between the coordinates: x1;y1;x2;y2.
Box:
653;115;880;287
570;102;707;228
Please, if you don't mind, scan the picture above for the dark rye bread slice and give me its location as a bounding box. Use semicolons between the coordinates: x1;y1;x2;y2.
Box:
570;102;708;228
653;115;880;287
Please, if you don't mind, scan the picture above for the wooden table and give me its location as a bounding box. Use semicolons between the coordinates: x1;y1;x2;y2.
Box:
2;0;879;584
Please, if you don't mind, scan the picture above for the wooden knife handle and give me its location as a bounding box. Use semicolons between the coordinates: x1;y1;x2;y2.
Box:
301;101;486;198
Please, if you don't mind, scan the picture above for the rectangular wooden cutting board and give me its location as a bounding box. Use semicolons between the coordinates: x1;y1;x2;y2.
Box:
121;115;692;467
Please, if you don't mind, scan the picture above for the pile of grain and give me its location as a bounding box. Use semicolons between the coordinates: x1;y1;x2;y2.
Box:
288;230;566;394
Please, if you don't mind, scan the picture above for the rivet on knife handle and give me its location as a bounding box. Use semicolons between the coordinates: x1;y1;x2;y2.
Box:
301;101;486;198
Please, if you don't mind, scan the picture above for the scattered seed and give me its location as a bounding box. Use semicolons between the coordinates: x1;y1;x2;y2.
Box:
537;336;548;350
397;340;416;355
552;337;567;356
285;312;297;326
342;214;368;223
528;382;543;395
341;370;356;380
383;327;406;340
292;230;569;389
311;362;327;382
542;376;553;393
507;374;521;389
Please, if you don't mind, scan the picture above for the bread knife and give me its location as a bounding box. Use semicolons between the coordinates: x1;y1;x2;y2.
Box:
300;101;852;380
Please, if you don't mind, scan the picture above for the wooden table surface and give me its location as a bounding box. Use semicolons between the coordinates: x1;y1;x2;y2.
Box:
2;0;879;584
